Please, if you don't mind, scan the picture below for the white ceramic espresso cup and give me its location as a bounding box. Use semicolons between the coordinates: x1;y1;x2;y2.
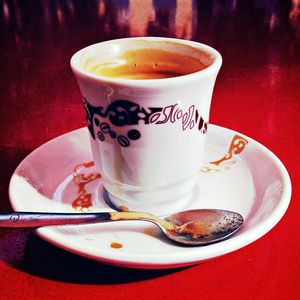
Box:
71;37;222;215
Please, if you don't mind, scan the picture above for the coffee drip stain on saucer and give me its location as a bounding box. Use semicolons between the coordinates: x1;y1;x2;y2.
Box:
110;242;123;249
119;205;129;212
200;134;248;173
210;134;248;166
70;162;131;214
143;227;159;237
71;161;101;211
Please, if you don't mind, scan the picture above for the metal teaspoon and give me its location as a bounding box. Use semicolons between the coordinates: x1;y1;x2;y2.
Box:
0;209;243;246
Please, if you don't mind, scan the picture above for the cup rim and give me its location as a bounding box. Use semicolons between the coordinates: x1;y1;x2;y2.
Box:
70;37;222;87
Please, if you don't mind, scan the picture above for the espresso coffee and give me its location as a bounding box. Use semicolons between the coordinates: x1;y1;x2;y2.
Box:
71;37;222;215
87;48;208;79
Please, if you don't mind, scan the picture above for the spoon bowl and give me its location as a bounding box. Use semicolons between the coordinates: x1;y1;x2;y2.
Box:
0;209;243;246
164;209;243;245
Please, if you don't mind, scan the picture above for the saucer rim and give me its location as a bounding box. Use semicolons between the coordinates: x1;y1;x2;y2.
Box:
8;124;292;269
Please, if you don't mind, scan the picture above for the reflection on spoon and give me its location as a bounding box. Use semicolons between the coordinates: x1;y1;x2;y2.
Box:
0;209;243;246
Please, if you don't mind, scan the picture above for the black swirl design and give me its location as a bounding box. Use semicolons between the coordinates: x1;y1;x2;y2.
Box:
83;98;160;147
83;98;208;147
127;129;141;140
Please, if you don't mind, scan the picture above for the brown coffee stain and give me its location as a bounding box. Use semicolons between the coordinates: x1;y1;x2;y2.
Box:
119;205;129;212
201;134;248;173
110;242;123;249
167;209;221;239
143;227;158;237
173;221;211;238
210;134;248;166
71;161;101;211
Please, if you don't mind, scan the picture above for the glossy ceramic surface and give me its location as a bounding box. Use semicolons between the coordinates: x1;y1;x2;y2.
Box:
71;37;222;215
9;125;291;269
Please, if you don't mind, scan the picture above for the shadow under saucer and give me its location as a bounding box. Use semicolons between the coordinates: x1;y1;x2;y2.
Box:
22;231;185;284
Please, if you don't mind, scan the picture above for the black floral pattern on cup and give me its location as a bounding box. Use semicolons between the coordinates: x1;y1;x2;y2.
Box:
83;98;208;147
94;118;132;147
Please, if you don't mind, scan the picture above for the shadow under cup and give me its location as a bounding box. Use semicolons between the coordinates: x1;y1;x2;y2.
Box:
71;37;222;216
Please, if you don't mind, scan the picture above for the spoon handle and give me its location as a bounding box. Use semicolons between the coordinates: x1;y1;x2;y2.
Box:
0;212;112;228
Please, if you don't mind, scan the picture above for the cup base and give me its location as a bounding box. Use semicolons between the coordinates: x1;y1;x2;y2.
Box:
104;174;198;216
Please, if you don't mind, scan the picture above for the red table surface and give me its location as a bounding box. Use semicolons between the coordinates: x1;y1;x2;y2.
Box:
0;1;299;299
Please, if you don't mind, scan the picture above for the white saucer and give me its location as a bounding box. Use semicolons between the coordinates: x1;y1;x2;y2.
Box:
9;125;291;269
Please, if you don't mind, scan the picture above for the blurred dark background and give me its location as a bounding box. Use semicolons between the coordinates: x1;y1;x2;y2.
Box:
1;1;299;72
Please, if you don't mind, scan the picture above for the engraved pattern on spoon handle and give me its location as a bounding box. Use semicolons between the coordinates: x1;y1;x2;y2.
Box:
0;212;112;228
